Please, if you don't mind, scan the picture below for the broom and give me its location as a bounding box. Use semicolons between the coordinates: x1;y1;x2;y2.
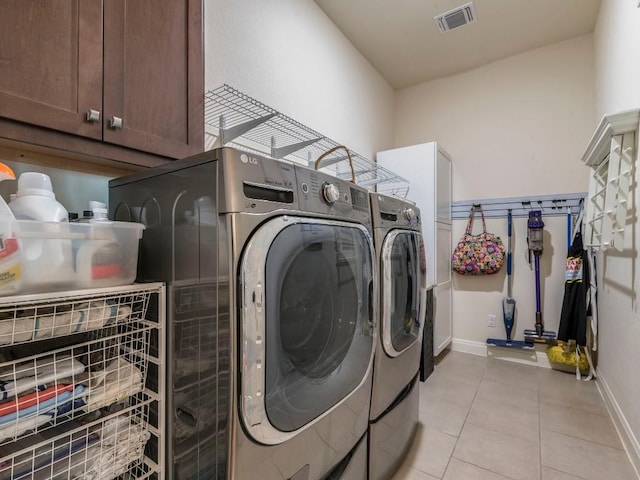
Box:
487;210;532;349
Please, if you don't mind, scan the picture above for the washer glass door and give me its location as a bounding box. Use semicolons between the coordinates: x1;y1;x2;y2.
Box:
240;217;374;445
381;230;424;357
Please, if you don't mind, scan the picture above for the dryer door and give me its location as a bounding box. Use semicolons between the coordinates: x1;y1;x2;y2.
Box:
240;216;375;445
381;230;425;357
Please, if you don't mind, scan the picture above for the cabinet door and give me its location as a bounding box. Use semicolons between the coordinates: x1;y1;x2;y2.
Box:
103;0;203;159
0;1;103;139
433;281;452;356
435;222;452;285
436;147;451;224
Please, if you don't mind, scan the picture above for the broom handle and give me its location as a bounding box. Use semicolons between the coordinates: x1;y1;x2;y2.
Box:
507;210;513;298
534;253;542;316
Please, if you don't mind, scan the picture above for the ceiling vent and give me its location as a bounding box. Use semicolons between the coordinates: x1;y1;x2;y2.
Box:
434;2;477;33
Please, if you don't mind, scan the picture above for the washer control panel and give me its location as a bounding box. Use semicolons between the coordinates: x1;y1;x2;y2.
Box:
295;165;371;226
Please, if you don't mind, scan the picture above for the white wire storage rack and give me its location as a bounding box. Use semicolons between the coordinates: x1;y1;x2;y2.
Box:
0;282;165;480
204;84;410;197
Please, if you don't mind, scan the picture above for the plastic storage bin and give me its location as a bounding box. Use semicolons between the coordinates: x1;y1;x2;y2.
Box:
0;220;144;295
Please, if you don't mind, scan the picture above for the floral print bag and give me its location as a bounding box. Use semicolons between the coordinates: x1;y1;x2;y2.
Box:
452;205;505;275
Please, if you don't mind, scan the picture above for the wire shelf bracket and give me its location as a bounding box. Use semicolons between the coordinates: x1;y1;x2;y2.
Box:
220;113;277;147
272;136;324;159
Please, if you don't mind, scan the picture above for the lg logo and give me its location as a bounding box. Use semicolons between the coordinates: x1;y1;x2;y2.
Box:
240;153;258;165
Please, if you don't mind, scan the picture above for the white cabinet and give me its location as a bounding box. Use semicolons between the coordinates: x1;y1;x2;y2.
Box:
377;141;452;356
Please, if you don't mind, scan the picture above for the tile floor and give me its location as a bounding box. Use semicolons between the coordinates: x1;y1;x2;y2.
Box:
392;350;638;480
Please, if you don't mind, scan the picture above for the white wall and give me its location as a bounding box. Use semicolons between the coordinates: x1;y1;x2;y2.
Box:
393;35;595;349
204;0;395;159
395;34;594;200
593;0;640;468
594;1;640;118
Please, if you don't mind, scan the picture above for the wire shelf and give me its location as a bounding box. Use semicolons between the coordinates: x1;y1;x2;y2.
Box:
0;283;165;479
0;288;152;347
0;399;152;480
204;85;410;197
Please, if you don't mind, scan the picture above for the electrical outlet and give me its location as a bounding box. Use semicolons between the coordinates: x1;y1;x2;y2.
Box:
488;314;496;327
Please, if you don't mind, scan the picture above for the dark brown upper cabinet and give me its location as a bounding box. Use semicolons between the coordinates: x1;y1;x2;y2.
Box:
0;0;203;163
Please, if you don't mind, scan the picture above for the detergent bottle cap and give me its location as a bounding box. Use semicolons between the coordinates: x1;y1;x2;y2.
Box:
0;163;16;182
16;172;56;199
91;207;109;222
0;163;16;221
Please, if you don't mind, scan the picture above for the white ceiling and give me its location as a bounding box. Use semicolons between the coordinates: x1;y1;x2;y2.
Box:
314;0;602;89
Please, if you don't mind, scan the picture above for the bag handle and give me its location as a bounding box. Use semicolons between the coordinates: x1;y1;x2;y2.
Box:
465;205;488;235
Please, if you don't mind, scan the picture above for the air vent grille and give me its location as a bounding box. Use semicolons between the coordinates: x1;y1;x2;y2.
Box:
434;2;477;33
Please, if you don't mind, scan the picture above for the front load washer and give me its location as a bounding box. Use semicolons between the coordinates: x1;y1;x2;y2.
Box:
368;193;426;480
109;147;376;480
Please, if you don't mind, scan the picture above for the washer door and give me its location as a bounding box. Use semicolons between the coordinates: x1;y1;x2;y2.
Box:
381;230;424;357
240;216;375;445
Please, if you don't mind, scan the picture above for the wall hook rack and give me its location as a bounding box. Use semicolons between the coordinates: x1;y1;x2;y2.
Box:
452;192;587;220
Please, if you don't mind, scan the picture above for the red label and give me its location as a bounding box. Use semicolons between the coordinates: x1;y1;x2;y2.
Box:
0;237;19;261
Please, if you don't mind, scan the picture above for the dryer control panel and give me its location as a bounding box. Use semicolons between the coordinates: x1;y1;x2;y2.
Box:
295;166;372;227
370;192;422;231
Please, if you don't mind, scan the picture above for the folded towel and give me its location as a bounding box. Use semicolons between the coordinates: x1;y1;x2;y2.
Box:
35;303;132;340
78;416;150;480
0;384;74;417
16;433;100;480
83;358;143;410
0;385;85;425
0;356;85;400
0;429;100;480
0;386;86;441
0;412;49;443
0;302;132;346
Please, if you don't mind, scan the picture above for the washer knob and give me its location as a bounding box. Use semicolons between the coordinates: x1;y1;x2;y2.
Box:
321;182;340;205
403;208;417;222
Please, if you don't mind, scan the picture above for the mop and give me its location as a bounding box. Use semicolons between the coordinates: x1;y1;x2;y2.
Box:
523;210;557;345
487;210;533;349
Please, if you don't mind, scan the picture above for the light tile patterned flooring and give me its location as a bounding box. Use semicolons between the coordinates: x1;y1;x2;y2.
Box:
392;350;638;480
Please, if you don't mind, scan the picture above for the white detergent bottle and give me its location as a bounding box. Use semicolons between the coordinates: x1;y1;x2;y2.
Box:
9;172;69;222
0;163;22;295
9;172;74;292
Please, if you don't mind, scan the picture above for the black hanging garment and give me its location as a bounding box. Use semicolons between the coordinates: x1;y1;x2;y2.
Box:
558;230;589;346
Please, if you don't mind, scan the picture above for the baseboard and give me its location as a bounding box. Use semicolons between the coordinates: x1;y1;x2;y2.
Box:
596;369;640;479
450;338;551;368
450;338;486;357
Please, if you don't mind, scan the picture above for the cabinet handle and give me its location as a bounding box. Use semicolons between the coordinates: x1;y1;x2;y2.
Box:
85;109;101;123
109;116;123;129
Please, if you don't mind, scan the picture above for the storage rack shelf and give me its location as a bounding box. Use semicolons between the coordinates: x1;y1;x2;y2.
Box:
204;84;410;197
0;282;165;480
451;192;587;220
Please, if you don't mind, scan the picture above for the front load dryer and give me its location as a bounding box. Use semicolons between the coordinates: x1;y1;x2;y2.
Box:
368;193;426;480
109;147;376;480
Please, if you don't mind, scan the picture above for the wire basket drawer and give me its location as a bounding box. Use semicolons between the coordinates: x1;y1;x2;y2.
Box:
0;283;165;480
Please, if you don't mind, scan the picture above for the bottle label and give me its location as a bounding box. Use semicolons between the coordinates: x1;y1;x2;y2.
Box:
0;264;21;286
0;237;19;261
0;235;21;288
